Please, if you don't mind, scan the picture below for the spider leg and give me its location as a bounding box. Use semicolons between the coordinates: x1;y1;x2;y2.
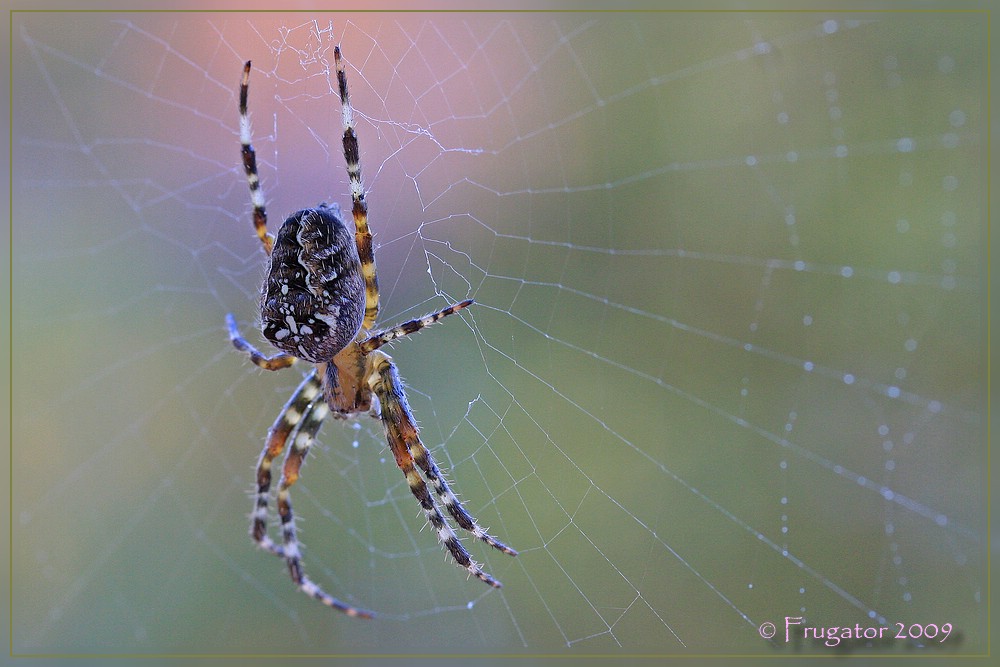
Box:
226;313;296;371
251;368;375;618
359;299;474;355
360;300;516;555
335;46;379;330
250;369;321;550
366;350;507;588
274;385;375;618
239;60;274;256
409;441;518;556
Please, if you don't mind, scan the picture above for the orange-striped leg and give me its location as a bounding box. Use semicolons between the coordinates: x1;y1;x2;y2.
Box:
239;60;274;255
335;46;379;329
273;383;375;618
409;440;518;557
359;300;474;355
226;313;296;371
366;350;510;587
250;370;321;550
250;369;375;618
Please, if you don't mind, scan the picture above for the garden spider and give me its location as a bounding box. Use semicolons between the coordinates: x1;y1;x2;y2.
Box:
225;48;517;618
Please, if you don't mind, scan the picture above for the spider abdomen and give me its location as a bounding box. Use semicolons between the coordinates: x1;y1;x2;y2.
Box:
260;204;365;363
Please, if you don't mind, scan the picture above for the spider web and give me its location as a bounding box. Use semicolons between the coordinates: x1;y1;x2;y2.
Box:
10;9;989;657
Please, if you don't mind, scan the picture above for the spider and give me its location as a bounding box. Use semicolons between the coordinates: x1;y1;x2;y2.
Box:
225;48;517;618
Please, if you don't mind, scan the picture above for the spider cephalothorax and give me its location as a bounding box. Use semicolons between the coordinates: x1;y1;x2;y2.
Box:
225;48;516;618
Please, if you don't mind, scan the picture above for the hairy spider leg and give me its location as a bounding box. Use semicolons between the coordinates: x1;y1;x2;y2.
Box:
366;350;509;587
273;380;375;617
251;369;375;618
335;46;379;331
357;300;517;557
250;370;319;550
239;61;274;256
409;439;518;557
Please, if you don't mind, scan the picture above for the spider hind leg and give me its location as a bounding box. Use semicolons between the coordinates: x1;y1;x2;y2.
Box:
250;369;375;618
410;443;518;556
366;350;516;588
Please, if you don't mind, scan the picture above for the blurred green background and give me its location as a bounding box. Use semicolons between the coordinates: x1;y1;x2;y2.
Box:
10;10;988;659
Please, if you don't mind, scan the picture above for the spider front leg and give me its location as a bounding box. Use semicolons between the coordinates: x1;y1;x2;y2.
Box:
251;368;375;618
239;60;274;255
335;46;379;330
366;350;516;588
